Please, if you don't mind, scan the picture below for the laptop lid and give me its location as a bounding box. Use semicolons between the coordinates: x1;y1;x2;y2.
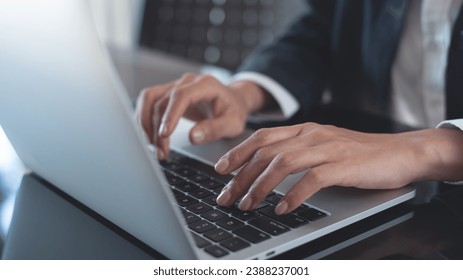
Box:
0;0;197;259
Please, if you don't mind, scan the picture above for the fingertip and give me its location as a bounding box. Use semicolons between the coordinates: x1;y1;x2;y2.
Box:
214;157;229;174
275;200;289;215
157;149;166;160
216;187;232;206
190;128;206;144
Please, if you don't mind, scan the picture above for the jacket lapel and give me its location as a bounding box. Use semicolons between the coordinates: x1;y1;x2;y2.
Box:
446;6;463;119
367;0;409;109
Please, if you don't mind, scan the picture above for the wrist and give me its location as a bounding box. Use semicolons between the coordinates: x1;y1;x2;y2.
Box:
228;81;270;114
409;128;463;183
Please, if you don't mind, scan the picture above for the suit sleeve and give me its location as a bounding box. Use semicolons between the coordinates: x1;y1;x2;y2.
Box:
237;0;335;125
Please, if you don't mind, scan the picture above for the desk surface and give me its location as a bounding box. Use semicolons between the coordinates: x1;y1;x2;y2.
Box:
1;48;463;260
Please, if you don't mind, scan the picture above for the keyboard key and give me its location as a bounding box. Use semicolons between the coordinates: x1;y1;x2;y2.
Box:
201;209;227;222
202;194;218;206
265;193;283;205
255;201;270;209
187;202;213;214
220;237;250;252
216;206;236;214
176;195;199;207
217;217;244;231
182;157;233;184
189;188;213;199
248;216;290;236
205;245;229;258
188;220;216;233
293;204;309;213
298;208;327;221
229;209;260;221
233;226;270;244
171;188;183;198
204;228;232;242
183;211;201;224
210;186;227;194
175;181;199;192
199;179;224;190
166;150;186;162
160;161;183;171
165;172;186;186
191;233;211;248
190;173;209;183
258;206;309;228
177;167;199;178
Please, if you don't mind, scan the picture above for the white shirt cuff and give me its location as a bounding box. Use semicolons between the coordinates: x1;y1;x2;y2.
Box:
230;72;300;123
437;119;463;131
437;119;463;185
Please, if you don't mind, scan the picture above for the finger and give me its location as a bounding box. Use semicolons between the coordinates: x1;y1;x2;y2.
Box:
159;75;222;138
189;116;244;145
276;164;339;215
215;125;305;174
238;145;334;211
216;145;283;207
216;140;327;209
153;96;170;159
215;164;262;207
136;83;172;143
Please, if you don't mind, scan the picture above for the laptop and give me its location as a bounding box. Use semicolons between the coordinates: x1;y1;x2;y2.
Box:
0;0;416;259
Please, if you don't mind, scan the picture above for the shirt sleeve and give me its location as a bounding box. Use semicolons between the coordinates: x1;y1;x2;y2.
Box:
230;72;300;123
437;119;463;130
437;119;463;185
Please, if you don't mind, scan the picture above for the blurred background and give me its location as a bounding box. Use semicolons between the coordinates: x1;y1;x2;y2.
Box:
90;0;305;69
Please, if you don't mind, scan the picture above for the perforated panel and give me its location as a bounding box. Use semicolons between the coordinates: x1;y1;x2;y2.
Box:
140;0;304;70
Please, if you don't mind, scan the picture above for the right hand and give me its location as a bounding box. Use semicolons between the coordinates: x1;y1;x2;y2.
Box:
135;73;268;160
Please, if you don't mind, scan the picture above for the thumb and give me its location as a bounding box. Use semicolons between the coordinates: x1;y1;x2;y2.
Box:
189;117;245;145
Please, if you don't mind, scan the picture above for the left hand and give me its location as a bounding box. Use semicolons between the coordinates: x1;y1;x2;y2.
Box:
214;123;463;215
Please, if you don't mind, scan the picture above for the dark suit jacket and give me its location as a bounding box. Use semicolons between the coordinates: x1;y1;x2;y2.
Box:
238;0;463;126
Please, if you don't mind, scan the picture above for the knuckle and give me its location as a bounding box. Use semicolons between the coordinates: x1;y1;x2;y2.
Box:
332;139;348;152
308;168;324;186
197;74;217;84
172;88;189;100
312;125;334;138
180;72;197;81
273;152;294;170
252;147;272;162
253;128;272;143
300;122;319;133
226;150;242;164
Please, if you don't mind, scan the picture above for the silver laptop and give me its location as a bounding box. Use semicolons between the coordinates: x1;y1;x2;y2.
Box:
0;0;415;259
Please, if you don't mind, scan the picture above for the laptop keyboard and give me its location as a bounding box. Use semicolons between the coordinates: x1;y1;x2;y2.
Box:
160;150;328;258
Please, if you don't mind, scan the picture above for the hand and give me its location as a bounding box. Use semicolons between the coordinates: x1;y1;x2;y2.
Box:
135;73;269;160
214;123;463;215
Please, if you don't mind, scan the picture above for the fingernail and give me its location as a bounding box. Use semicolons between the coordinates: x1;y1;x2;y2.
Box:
192;129;206;144
238;194;253;211
215;157;229;173
157;149;165;160
216;188;231;205
275;200;288;215
159;122;169;137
